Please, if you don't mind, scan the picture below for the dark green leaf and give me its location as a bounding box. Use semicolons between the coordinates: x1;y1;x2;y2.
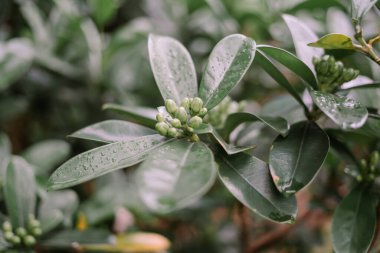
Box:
148;34;197;104
351;0;378;22
88;0;121;26
4;156;37;227
269;121;329;195
255;50;308;111
217;152;297;223
308;33;356;50
69;120;155;143
199;34;256;110
102;103;157;129
310;90;368;129
137;140;217;213
332;186;378;253
286;0;346;13
195;124;255;154
22;140;71;175
222;112;290;138
282;14;323;71
48;135;168;190
257;45;318;90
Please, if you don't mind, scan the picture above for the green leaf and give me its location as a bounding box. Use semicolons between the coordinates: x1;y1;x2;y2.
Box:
4;156;37;227
39;190;79;233
222;112;290;138
199;34;256;110
102;103;157;129
195;124;255;155
217;152;297;223
136;140;217;213
88;0;121;26
69;120;155;143
148;34;197;104
22;140;70;175
332;186;378;253
255;50;309;111
308;33;356;50
257;45;318;90
310;90;368;129
0;132;11;179
351;0;378;22
282;14;323;71
0;39;34;91
269;121;329;195
48;135;168;190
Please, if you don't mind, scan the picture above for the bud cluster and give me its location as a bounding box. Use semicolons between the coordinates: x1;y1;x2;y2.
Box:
313;55;359;92
355;151;380;182
155;97;208;142
2;215;41;248
204;97;246;129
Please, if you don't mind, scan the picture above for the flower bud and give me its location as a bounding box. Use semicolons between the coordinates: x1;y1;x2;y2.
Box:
180;97;190;110
165;99;178;115
191;97;203;114
343;68;355;82
189;116;202;129
16;227;27;237
2;221;12;232
3;231;14;241
28;219;40;229
171;118;182;128
360;159;367;171
32;227;42;237
186;126;194;133
199;108;208;117
11;235;21;245
327;55;336;74
23;235;36;247
371;151;379;166
156;113;165;122
167;127;178;138
175;107;188;123
155;122;169;136
312;56;321;66
190;134;200;142
317;60;329;75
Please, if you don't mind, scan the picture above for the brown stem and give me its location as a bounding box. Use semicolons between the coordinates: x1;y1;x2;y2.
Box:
237;203;253;253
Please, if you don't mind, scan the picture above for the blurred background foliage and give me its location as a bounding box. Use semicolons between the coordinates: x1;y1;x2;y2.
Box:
0;0;379;252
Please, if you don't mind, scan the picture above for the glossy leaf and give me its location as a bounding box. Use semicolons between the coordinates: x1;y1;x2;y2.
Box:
69;120;155;143
308;33;356;50
269;121;329;195
148;34;197;104
332;186;378;253
195;124;255;154
102;103;157;129
222;112;289;138
282;14;323;71
310;90;368;129
137;140;217;213
257;45;318;90
0;132;11;179
199;34;256;110
0;39;34;91
22;140;70;175
48;135;168;190
4;156;36;227
351;0;378;22
217;152;297;223
255;50;308;110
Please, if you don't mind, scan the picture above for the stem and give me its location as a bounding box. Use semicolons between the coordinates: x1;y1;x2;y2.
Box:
237;203;252;253
354;24;380;65
369;35;380;47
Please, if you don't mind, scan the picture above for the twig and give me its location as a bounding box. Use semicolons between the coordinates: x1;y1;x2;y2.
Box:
354;23;380;65
236;203;253;253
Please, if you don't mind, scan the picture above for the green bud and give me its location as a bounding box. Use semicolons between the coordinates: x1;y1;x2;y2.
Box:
368;173;375;181
156;113;165;122
360;159;367;171
191;97;203;114
32;227;42;237
23;235;36;247
343;68;355;82
165;99;178;115
167;127;178;138
190;134;200;142
171;118;181;128
175;107;188;124
327;55;336;74
16;227;27;237
352;70;360;80
4;231;14;241
2;221;12;232
186;126;194;133
11;235;21;245
199;108;208;117
312;56;321;66
317;60;329;75
28;219;40;229
371;151;379;166
356;175;363;182
238;101;247;112
155;122;169;136
189;116;202;129
180;97;190;110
